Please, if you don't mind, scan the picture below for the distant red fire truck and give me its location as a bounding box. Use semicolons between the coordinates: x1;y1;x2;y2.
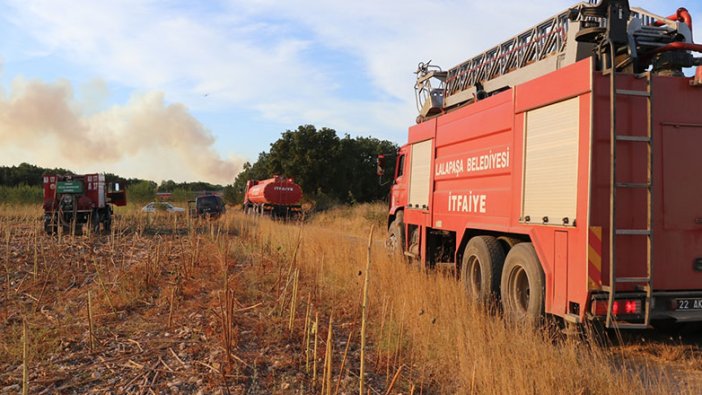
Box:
243;176;303;219
385;1;702;329
42;173;127;235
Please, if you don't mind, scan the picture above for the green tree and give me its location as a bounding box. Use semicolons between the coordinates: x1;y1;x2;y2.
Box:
157;179;224;196
222;184;237;205
336;135;397;203
268;125;341;199
159;180;178;191
170;187;192;202
231;152;273;203
127;180;157;203
0;163;73;187
0;185;43;204
230;125;397;205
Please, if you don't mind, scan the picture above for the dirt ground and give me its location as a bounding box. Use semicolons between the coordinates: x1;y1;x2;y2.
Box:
0;212;391;394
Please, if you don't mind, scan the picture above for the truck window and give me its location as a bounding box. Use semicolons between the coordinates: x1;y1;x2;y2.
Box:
396;154;405;178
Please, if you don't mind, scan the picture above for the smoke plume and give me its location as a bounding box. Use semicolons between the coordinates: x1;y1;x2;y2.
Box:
0;78;243;184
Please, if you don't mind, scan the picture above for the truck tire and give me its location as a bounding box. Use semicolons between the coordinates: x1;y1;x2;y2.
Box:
58;194;79;235
44;214;57;235
386;211;405;255
103;207;112;233
500;243;544;325
461;236;505;304
91;209;100;234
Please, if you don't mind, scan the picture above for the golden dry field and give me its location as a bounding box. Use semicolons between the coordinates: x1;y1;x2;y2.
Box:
1;203;702;394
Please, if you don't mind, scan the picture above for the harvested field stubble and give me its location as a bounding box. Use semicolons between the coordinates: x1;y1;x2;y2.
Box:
0;203;700;393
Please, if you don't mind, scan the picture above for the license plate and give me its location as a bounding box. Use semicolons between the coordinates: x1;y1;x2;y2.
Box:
675;298;702;310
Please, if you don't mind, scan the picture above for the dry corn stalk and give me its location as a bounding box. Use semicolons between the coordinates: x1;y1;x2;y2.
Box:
313;312;319;387
92;258;116;314
32;229;38;282
4;229;10;304
385;365;403;395
322;314;333;395
87;291;96;352
288;269;299;332
22;318;28;395
334;331;354;395
303;294;312;373
220;257;236;369
360;225;374;395
168;286;176;329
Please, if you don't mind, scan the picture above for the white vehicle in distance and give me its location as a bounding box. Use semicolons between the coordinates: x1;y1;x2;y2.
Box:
141;202;186;213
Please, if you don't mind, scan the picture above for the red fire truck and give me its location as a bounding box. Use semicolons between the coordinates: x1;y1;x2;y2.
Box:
43;173;127;235
385;0;702;329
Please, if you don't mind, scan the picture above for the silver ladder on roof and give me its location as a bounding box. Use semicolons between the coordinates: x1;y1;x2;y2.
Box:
429;3;671;114
443;7;573;102
604;44;654;329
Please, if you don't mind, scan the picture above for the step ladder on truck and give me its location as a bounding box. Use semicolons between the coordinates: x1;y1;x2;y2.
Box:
385;0;702;330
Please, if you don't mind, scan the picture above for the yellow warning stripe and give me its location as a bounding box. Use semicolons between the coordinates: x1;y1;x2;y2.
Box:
588;226;602;290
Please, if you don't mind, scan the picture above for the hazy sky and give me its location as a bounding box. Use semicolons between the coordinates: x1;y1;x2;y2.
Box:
0;1;699;184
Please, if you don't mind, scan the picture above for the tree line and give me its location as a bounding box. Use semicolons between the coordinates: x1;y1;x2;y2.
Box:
0;162;150;189
1;124;398;206
0;163;225;204
229;124;397;207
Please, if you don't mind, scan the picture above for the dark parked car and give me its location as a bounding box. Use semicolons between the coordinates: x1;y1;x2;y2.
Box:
189;194;226;219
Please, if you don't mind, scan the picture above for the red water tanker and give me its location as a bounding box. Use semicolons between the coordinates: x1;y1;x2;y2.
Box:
243;176;303;218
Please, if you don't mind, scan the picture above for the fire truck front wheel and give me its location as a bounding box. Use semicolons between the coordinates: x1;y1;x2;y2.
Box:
500;243;545;325
44;215;57;235
461;236;505;304
386;211;405;255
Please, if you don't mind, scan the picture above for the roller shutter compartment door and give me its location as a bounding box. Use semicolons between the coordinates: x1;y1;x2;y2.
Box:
409;140;432;210
522;97;580;225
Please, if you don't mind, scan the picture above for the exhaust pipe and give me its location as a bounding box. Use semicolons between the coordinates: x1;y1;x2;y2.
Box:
653;7;693;32
692;66;702;87
648;41;702;56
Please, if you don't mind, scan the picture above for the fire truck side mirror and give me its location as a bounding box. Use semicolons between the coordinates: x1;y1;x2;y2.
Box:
376;155;385;177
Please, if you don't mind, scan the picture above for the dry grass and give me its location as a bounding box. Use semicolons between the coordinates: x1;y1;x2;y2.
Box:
245;203;702;394
0;202;701;393
308;202;388;235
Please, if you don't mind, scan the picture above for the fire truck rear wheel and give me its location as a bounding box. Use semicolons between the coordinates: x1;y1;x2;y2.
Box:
461;236;505;304
501;243;544;325
103;208;112;232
